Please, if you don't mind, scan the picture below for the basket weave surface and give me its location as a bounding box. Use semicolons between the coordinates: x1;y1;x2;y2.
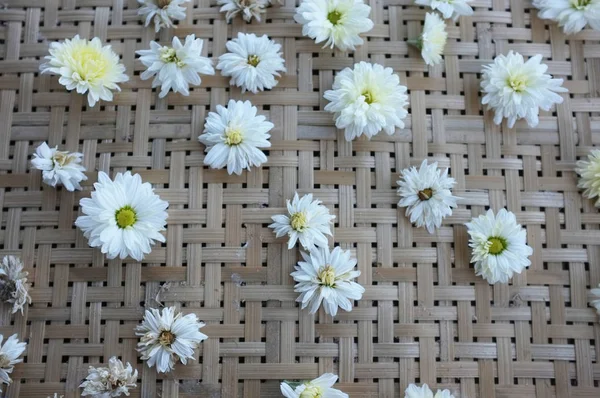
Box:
1;0;600;397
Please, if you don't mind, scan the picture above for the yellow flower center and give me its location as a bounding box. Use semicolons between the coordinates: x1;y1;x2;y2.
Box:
571;0;591;9
327;10;342;25
0;354;11;368
160;47;185;68
417;188;433;201
290;211;308;232
158;0;172;8
115;206;137;229
247;54;260;67
507;74;528;93
158;330;176;347
70;46;111;84
362;91;374;104
52;151;76;167
487;237;507;255
224;127;243;146
317;265;336;287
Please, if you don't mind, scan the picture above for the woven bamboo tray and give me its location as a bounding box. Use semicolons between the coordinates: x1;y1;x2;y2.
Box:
1;0;600;397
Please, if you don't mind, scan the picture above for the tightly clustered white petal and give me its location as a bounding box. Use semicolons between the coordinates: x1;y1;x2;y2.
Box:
0;334;27;391
294;0;374;51
199;100;273;175
218;0;268;22
281;373;348;398
40;35;128;107
136;306;207;373
80;356;138;397
75;171;169;261
324;62;409;141
533;0;600;35
480;51;568;128
397;160;459;234
217;33;286;94
405;383;455;398
269;193;335;250
419;13;447;66
138;0;190;32
415;0;474;20
0;256;31;315
31;142;87;191
466;209;533;284
137;35;215;98
291;246;364;316
576;149;600;207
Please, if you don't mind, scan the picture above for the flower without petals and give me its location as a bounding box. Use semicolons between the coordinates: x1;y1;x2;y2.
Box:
0;334;26;389
533;0;600;35
415;0;474;20
0;256;32;315
418;12;447;66
31;142;87;191
576;149;600;207
281;373;348;398
80;356;138;397
138;0;190;32
218;0;268;22
405;383;455;398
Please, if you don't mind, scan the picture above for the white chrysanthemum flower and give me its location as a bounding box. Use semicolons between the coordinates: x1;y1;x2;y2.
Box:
576;149;600;207
31;142;87;192
281;373;348;398
269;193;335;250
137;35;215;98
0;256;32;315
199;100;272;175
415;0;474;20
80;356;138;397
217;33;286;94
418;13;447;66
0;334;26;389
294;0;374;51
137;0;190;32
405;383;455;398
291;246;364;316
136;306;207;373
480;51;568;128
466;209;533;284
74;171;169;261
218;0;268;22
397;160;459;234
533;0;600;35
324;62;409;141
40;35;128;108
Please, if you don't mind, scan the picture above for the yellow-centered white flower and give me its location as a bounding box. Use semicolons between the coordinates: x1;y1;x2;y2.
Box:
40;35;128;108
137;0;190;32
576;149;600;207
80;357;138;397
405;383;455;398
136;306;207;373
0;334;26;390
294;0;374;51
280;373;348;398
480;51;567;128
419;13;447;66
0;256;31;315
415;0;473;20
75;171;169;261
466;209;533;284
31;142;87;191
137;35;214;98
324;62;409;141
218;0;268;22
533;0;600;34
269;193;335;250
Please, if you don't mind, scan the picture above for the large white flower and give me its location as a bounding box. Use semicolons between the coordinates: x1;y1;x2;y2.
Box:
40;35;128;108
397;160;459;234
217;33;286;94
466;209;533;284
294;0;374;51
218;0;268;22
75;171;169;261
291;246;364;316
0;334;26;389
418;13;447;66
31;142;87;191
269;193;335;250
0;256;31;315
405;383;455;398
138;0;189;32
199;100;272;175
324;62;409;141
137;35;215;98
480;51;568;128
533;0;600;34
576;149;600;207
136;306;207;373
281;373;348;398
415;0;473;20
80;356;138;397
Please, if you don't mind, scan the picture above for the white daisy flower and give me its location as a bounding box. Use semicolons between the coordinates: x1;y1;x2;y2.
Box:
466;209;533;284
294;0;374;51
136;306;207;373
417;12;447;66
137;35;215;98
405;383;455;398
533;0;600;35
0;334;26;389
217;33;286;94
269;193;335;250
218;0;268;22
324;61;409;141
480;51;568;128
40;35;128;108
291;246;364;316
80;356;137;397
74;171;169;261
415;0;474;20
281;373;348;398
137;0;190;32
397;160;459;234
198;100;273;175
576;149;600;207
31;142;87;192
0;256;31;315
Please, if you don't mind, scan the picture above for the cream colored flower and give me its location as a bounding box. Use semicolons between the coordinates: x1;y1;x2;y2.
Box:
418;12;447;66
31;142;87;191
281;373;348;398
405;383;455;398
0;256;31;314
80;356;138;397
533;0;600;34
0;334;26;390
138;0;190;32
415;0;473;20
576;149;600;206
218;0;268;22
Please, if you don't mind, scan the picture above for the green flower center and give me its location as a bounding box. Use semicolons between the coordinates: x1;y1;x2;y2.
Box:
247;54;260;67
507;74;528;93
160;47;185;68
487;237;507;255
317;265;336;287
327;10;342;25
115;206;137;229
571;0;591;10
290;211;308;232
224;127;243;146
158;330;175;347
418;188;433;201
362;91;374;104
